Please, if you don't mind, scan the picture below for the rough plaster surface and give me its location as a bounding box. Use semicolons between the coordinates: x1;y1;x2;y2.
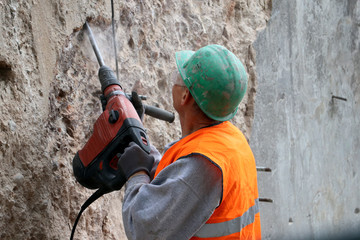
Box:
0;0;270;239
251;0;360;239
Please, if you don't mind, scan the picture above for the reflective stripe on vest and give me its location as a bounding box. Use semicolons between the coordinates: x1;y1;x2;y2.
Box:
194;198;260;238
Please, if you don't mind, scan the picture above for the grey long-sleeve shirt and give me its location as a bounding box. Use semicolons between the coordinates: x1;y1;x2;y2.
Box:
122;143;223;240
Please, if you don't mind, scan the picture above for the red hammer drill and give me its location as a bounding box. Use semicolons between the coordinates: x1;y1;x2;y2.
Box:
73;22;174;192
71;22;173;239
72;22;151;192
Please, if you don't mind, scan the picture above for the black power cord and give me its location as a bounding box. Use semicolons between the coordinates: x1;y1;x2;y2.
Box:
70;188;109;240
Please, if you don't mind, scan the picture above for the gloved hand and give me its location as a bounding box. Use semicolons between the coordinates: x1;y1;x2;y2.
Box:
118;142;154;180
130;91;145;120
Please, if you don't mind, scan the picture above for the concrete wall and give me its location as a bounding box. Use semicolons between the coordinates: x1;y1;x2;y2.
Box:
0;1;271;239
251;0;360;239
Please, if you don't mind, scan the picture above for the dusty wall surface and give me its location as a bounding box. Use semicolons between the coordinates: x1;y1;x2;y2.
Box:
251;0;360;239
0;0;270;239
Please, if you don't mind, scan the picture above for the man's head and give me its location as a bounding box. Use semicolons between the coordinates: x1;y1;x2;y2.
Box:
174;45;248;121
171;68;212;136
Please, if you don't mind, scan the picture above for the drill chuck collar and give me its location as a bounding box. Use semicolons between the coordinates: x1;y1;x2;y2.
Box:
98;65;122;93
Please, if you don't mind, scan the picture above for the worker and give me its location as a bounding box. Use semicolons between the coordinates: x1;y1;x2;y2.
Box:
117;44;261;239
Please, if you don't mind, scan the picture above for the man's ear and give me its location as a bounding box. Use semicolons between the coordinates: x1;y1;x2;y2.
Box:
181;88;194;106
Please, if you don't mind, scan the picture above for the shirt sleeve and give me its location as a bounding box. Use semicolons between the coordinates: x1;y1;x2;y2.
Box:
122;154;223;240
149;144;162;179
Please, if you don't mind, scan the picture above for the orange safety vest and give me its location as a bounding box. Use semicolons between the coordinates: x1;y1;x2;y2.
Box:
154;121;261;239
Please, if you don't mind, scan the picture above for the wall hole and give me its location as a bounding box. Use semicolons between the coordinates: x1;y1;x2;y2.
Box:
0;60;14;82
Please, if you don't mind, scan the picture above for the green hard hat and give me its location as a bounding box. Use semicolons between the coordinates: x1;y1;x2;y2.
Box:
175;44;248;121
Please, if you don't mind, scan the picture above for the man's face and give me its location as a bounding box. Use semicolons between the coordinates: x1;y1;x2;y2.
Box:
171;70;187;112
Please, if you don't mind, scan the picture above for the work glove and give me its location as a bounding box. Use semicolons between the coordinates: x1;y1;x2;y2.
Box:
118;142;154;180
130;91;145;120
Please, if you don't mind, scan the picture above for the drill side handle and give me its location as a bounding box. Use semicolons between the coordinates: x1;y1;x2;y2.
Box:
144;105;175;123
